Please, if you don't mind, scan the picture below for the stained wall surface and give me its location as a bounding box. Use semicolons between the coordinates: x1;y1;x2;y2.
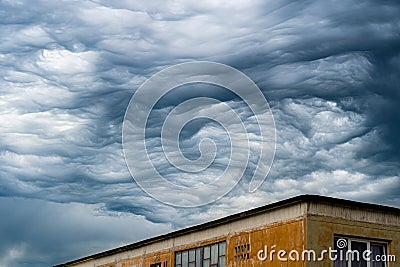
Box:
306;202;400;267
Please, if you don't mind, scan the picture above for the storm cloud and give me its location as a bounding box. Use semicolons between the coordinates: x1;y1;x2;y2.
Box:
0;0;399;266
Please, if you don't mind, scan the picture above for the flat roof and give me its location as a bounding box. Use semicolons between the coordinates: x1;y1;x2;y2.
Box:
54;194;400;267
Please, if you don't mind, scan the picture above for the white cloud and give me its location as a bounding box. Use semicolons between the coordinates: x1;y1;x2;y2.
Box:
36;49;98;74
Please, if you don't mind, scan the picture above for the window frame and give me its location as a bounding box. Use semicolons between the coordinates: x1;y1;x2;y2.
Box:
334;236;389;267
175;241;226;267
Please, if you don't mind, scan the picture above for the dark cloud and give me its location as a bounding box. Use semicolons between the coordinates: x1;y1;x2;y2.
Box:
0;0;399;266
0;197;171;267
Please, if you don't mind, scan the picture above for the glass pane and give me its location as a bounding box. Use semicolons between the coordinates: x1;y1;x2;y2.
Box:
334;237;348;267
203;259;210;267
176;252;182;266
211;244;218;264
218;256;225;267
204;246;210;259
351;241;367;267
196;248;203;267
189;250;196;262
182;251;189;267
189;263;195;267
371;244;385;267
218;242;226;256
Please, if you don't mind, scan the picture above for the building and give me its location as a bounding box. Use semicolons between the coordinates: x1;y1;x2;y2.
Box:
55;195;400;267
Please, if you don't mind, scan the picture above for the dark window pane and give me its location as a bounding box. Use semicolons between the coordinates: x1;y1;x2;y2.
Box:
371;244;385;267
350;241;367;267
334;237;348;267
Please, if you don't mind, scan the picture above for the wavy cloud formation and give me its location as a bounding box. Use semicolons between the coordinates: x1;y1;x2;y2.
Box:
0;0;399;266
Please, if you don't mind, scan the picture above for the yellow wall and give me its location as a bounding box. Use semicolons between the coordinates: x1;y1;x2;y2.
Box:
306;215;400;267
228;218;306;267
116;218;306;267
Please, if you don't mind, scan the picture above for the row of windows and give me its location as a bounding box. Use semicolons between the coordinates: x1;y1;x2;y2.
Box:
171;237;389;267
175;241;226;267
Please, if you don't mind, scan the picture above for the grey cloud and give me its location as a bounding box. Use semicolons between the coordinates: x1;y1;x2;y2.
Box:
0;197;172;267
0;0;399;266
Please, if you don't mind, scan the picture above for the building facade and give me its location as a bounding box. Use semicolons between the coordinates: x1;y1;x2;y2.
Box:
55;195;400;267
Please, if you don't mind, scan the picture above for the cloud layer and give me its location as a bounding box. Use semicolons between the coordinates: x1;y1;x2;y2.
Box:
0;0;399;266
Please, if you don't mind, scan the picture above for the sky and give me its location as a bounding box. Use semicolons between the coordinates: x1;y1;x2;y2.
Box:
0;0;399;266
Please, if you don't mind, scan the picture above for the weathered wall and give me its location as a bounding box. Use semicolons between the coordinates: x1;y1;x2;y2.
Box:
118;218;306;267
306;202;400;267
227;218;306;267
67;203;307;267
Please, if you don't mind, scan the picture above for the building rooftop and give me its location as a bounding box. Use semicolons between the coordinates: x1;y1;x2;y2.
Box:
54;194;400;267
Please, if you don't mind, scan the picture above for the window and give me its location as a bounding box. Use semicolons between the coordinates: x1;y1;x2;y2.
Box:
233;242;250;262
175;241;226;267
334;236;388;267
